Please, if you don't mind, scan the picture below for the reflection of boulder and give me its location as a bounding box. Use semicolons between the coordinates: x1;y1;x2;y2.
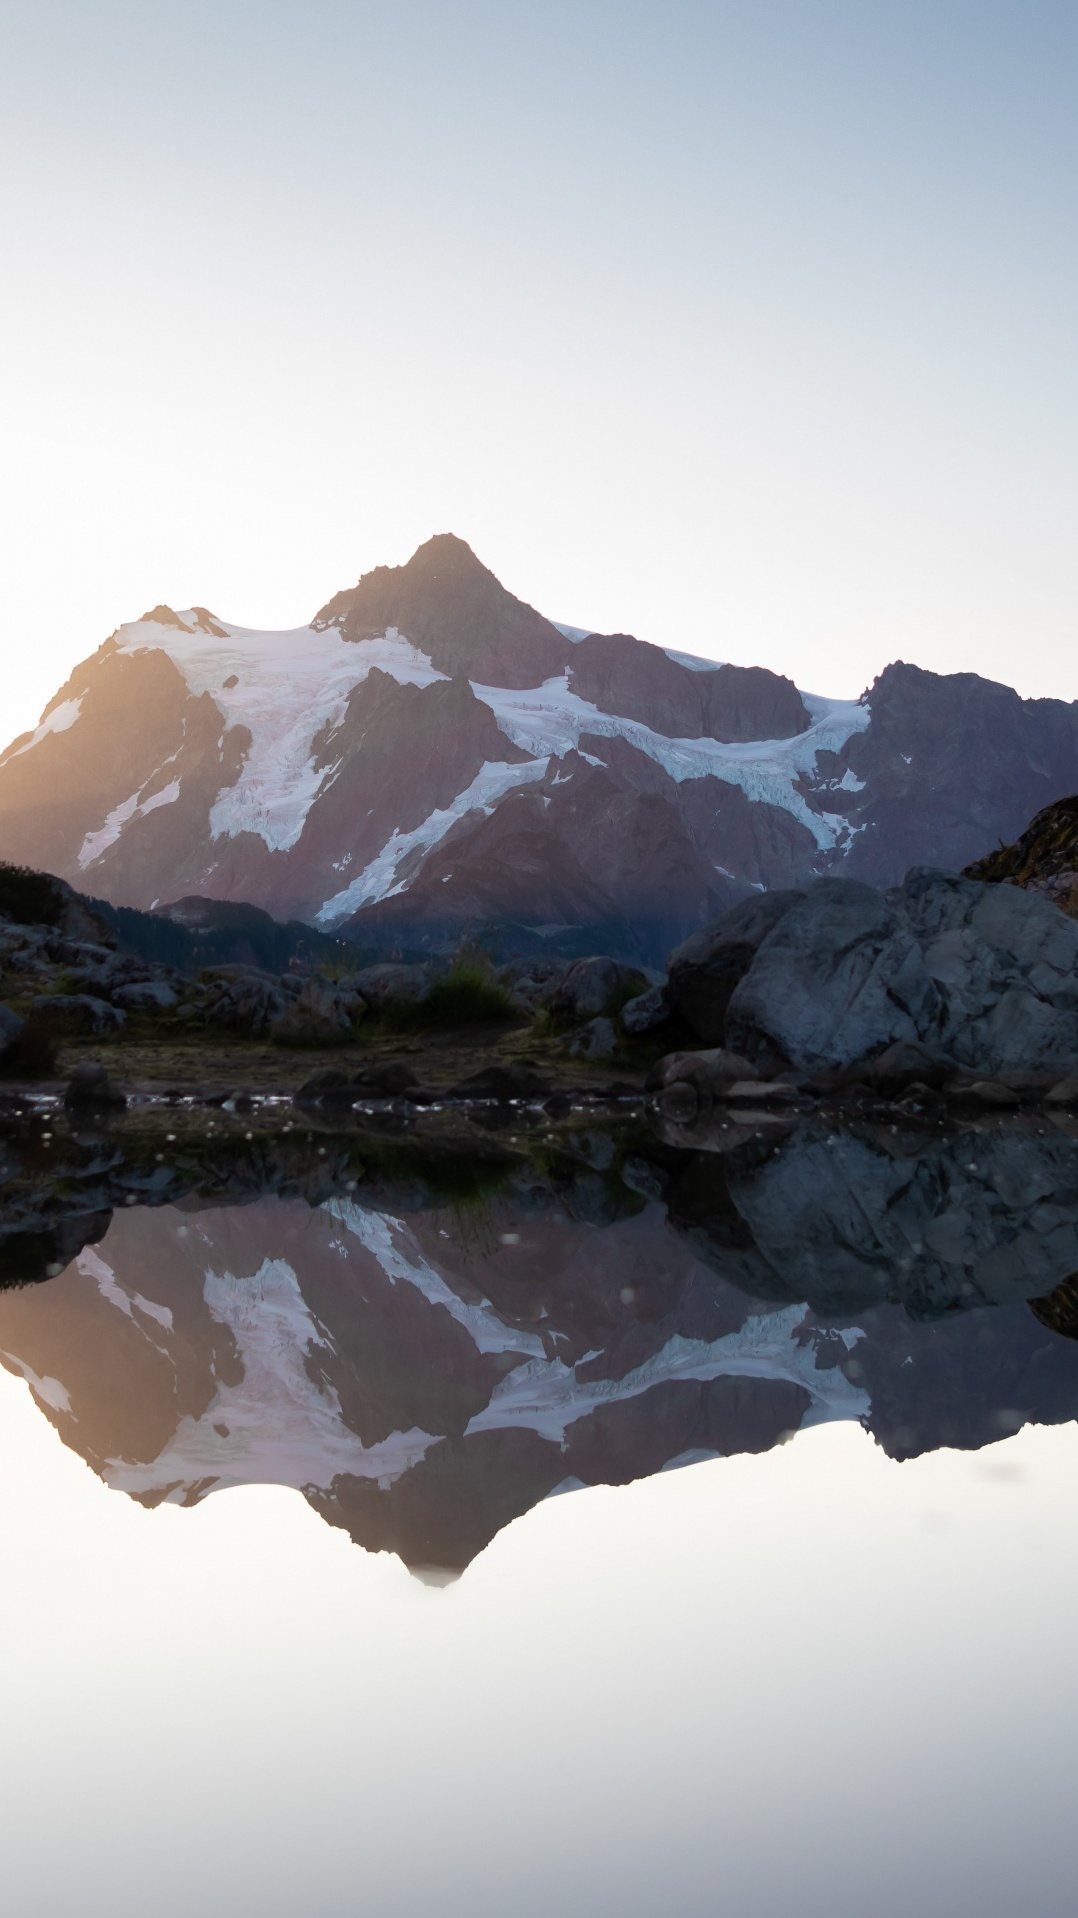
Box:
663;1123;1078;1323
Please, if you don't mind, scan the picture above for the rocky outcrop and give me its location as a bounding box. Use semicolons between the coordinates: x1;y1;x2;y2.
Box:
668;867;1078;1077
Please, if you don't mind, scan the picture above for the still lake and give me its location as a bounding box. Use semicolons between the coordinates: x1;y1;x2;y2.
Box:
1;1103;1077;1917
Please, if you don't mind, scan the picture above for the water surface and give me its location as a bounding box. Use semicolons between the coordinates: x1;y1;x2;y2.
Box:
1;1105;1076;1915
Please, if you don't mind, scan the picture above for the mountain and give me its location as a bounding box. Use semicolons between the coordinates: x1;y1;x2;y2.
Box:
3;534;1078;963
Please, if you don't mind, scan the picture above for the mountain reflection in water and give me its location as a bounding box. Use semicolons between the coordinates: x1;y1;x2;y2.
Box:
3;1108;1078;1573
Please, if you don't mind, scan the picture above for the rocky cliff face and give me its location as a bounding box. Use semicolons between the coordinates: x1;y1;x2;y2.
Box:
3;536;1078;960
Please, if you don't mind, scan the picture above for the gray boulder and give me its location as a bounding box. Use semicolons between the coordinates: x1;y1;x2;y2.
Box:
350;963;432;1009
205;974;290;1033
270;977;360;1048
567;1015;618;1061
553;956;645;1020
667;891;804;1044
111;980;179;1012
892;868;1078;1075
724;880;942;1072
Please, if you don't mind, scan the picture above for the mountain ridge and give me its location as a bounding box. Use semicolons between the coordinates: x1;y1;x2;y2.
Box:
2;535;1077;963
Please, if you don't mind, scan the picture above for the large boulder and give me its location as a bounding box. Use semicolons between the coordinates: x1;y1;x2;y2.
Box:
724;880;941;1072
667;891;804;1044
204;971;291;1034
892;868;1078;1075
552;956;646;1020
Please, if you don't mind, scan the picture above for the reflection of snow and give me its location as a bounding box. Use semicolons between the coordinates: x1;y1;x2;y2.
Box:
103;1256;436;1500
316;758;549;923
324;1203;547;1358
465;1306;869;1442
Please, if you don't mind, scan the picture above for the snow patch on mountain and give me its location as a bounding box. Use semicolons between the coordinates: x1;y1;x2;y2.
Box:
8;697;84;761
471;676;871;849
78;777;181;871
316;757;549;924
114;616;447;853
464;1305;869;1442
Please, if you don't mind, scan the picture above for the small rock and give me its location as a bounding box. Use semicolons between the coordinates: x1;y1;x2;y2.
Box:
63;1062;126;1110
868;1038;954;1096
111;980;179;1012
620;985;669;1036
568;1016;618;1061
447;1064;547;1100
962;1080;1022;1108
646;1048;758;1094
1046;1077;1078;1107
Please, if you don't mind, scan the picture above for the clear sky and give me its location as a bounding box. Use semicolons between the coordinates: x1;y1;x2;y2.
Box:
2;0;1077;739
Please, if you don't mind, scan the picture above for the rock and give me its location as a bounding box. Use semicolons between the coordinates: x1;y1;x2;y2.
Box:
447;1064;546;1100
204;974;291;1033
294;1068;353;1104
352;1061;421;1097
1046;1077;1078;1107
646;1048;759;1094
960;1080;1023;1108
646;1048;761;1119
725;879;941;1073
553;956;645;1020
32;994;125;1033
893;867;1078;1076
667;891;805;1044
723;1080;809;1105
0;1004;25;1063
620;985;669;1035
866;1038;954;1097
270;978;357;1048
111;980;179;1011
63;1062;126;1110
350;963;433;1009
568;1016;618;1061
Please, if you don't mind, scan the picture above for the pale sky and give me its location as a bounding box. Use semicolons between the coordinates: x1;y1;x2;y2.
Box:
2;0;1077;740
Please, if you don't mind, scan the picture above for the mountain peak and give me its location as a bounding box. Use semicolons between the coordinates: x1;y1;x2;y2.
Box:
313;535;572;689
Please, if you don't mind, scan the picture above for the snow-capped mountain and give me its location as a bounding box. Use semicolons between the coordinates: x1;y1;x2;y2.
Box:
3;534;1078;959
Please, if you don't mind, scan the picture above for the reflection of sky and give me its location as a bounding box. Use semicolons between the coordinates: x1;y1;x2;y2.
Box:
3;4;1078;739
0;1366;1074;1918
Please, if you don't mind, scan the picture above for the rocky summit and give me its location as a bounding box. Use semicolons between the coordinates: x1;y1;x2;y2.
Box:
3;536;1078;964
